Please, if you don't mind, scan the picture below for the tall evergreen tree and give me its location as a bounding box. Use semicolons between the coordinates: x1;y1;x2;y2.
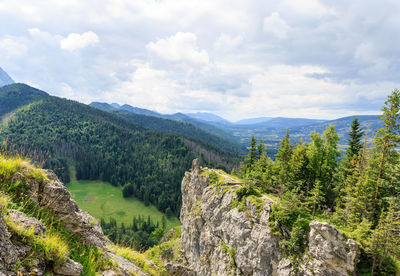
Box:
374;89;400;200
245;135;258;170
321;125;340;208
346;117;364;159
306;132;324;194
276;130;292;198
257;139;266;160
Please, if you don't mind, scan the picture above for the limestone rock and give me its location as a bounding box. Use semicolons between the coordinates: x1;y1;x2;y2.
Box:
0;217;19;270
105;251;149;276
54;258;83;276
7;209;46;236
302;221;359;275
0;215;47;275
4;168;147;275
180;162;360;276
10;169;108;249
165;263;196;276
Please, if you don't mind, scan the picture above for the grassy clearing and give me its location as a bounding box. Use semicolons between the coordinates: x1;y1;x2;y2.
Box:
67;180;180;230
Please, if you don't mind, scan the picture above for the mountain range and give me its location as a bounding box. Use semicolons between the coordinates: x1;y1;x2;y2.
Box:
90;101;381;155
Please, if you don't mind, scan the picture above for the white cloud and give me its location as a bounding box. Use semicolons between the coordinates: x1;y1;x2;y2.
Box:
1;0;399;120
146;32;209;66
214;33;244;52
0;36;28;58
60;31;99;51
263;12;291;39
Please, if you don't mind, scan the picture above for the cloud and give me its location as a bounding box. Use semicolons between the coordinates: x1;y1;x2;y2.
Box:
146;32;209;66
60;31;99;51
1;0;400;120
214;33;244;52
0;36;28;58
263;12;291;39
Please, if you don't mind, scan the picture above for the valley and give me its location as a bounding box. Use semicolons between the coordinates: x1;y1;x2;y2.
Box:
67;180;180;230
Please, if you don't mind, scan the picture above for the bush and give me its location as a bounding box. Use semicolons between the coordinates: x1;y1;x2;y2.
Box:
235;184;260;201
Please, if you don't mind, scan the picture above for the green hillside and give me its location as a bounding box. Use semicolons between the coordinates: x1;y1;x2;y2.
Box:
113;111;245;155
90;102;244;155
0;83;239;217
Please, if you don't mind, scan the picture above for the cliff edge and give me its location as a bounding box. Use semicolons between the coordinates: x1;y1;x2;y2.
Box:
180;159;359;275
0;155;147;275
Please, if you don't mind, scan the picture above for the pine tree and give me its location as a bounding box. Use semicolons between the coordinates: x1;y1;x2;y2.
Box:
257;139;266;160
288;140;309;192
346;117;364;159
321;125;340;208
306;132;323;193
245;135;258;170
374;89;400;200
276;130;292;198
370;199;400;275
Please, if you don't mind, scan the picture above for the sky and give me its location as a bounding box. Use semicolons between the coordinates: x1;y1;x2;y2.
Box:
1;0;399;121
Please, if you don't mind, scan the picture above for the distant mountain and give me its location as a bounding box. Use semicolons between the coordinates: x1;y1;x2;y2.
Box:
226;115;381;156
235;117;272;125
89;102;117;111
90;102;243;152
0;67;15;87
89;101;381;157
119;104;161;117
185;112;231;124
89;102;161;117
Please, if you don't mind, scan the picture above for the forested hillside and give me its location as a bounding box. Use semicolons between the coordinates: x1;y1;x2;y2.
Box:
90;102;241;151
0;83;239;216
239;89;400;275
111;111;244;155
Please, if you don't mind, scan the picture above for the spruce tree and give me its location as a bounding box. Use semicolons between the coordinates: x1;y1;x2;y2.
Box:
257;139;266;160
346;117;364;159
276;129;292;198
245;135;258;170
321;125;340;208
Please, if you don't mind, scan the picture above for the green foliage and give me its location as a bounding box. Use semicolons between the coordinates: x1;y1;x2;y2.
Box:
280;217;311;270
276;129;292;198
67;180;180;230
268;191;311;236
100;215;161;250
240;89;400;274
109;244;166;275
244;135;258;171
4;217;69;265
113;111;244;157
208;171;221;185
235;183;261;201
0;83;238;217
346;117;364;159
0;163;111;275
220;240;237;270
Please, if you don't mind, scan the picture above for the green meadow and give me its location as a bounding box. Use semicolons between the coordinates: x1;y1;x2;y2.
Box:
67;180;180;230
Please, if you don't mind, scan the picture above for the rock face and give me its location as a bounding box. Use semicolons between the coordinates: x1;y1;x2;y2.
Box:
0;168;145;275
12;169;107;249
302;221;359;275
180;159;359;276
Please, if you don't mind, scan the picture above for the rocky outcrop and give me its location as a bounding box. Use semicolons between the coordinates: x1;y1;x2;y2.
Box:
301;221;359;275
180;159;359;276
1;167;146;275
12;169;107;249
